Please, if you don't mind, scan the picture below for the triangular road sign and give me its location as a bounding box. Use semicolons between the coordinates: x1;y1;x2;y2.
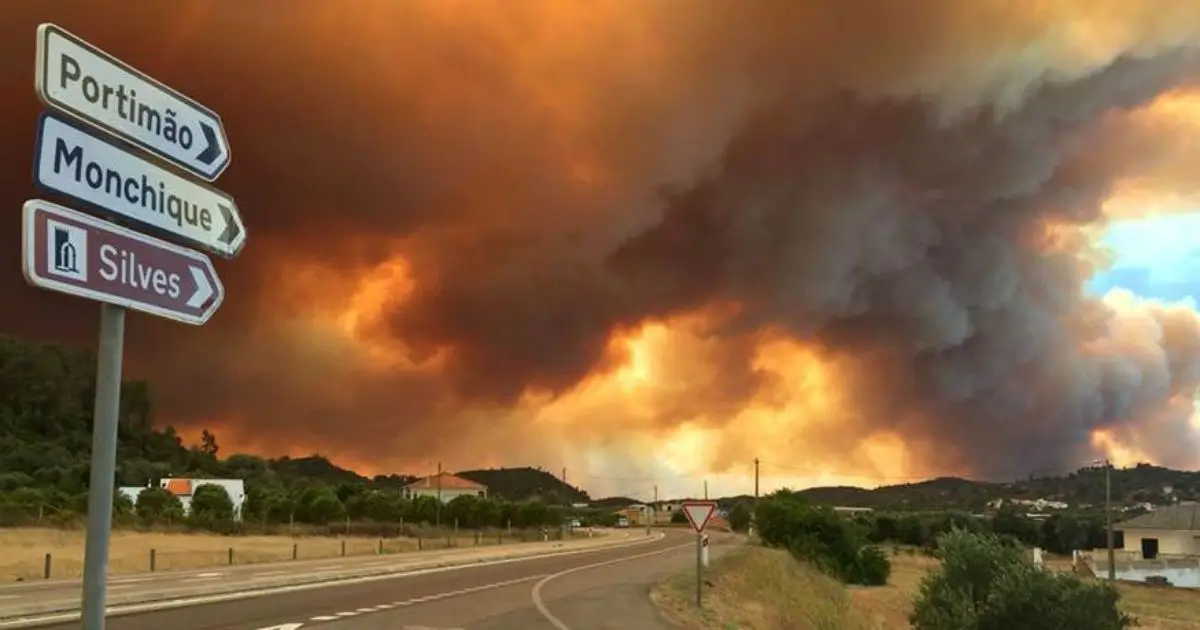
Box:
681;501;718;533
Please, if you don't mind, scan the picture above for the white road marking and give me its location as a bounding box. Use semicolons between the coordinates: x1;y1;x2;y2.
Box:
196;572;223;578
254;570;289;577
0;533;662;630
335;611;358;617
354;607;376;612
310;616;339;621
531;540;693;630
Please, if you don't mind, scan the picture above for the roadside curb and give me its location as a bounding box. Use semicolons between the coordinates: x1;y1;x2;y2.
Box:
0;531;667;628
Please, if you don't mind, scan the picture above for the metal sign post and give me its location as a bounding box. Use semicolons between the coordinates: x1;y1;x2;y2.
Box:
682;500;717;608
28;22;242;630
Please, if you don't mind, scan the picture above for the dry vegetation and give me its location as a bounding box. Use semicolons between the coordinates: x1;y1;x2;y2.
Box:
0;527;539;582
652;545;873;630
654;545;1200;630
849;549;1200;630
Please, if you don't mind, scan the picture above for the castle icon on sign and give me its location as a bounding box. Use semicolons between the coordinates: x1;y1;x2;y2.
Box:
46;219;88;282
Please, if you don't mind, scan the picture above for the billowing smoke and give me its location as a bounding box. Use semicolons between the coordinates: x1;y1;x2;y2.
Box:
2;1;1200;493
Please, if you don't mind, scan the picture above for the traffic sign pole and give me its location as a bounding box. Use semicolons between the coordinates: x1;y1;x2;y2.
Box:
27;21;241;630
695;530;703;607
680;500;718;608
80;302;124;630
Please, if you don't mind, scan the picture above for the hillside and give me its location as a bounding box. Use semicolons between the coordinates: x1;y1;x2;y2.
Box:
787;467;1200;511
457;467;590;503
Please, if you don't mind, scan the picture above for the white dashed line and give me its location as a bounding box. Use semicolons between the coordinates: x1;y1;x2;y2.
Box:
335;611;358;617
110;577;152;584
310;615;339;621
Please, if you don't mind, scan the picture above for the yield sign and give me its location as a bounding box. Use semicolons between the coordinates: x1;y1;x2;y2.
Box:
681;501;718;533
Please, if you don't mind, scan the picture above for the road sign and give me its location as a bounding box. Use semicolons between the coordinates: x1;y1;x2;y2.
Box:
681;501;718;533
22;199;223;326
34;112;246;259
36;23;230;181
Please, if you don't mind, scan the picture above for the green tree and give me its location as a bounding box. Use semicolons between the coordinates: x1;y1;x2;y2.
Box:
189;484;235;523
136;486;184;524
911;529;1135;630
671;509;689;524
728;502;752;532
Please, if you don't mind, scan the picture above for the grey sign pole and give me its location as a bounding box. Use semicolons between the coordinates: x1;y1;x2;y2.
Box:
695;531;703;607
79;303;126;630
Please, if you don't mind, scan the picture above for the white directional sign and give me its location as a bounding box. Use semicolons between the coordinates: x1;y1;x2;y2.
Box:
36;23;231;181
34;112;246;259
681;501;718;533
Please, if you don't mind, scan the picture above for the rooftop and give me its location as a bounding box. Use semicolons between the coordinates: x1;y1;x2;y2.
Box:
404;472;486;491
1116;503;1200;532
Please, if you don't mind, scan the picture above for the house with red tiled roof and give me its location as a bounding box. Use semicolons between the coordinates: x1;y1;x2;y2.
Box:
402;472;487;503
118;477;247;521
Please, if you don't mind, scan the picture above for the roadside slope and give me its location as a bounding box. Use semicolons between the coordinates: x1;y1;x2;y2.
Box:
651;545;871;630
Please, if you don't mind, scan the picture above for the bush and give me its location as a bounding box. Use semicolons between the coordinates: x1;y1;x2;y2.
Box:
755;490;890;587
848;545;891;586
671;509;689;524
910;529;1135;630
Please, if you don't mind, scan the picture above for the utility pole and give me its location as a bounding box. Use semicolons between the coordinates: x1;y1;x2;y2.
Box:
753;457;760;535
654;485;658;504
1106;459;1115;581
435;461;442;528
704;480;708;500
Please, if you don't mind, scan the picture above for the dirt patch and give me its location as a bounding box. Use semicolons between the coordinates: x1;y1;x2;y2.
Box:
651;544;873;630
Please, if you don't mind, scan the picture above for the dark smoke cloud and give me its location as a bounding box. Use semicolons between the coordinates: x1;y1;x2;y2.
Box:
2;1;1200;484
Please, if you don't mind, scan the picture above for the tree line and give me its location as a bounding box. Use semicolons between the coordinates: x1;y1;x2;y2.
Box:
849;505;1119;555
0;481;612;534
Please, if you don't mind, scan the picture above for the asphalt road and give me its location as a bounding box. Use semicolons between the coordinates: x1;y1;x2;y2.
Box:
20;530;731;630
0;533;629;621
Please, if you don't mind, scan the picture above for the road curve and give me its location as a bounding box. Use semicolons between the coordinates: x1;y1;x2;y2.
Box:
13;530;726;630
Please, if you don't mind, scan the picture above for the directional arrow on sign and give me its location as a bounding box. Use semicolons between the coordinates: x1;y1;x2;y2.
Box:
34;112;246;259
36;22;231;181
22;199;224;326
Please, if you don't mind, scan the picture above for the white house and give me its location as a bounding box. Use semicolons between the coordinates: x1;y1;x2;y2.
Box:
120;478;247;521
402;473;487;503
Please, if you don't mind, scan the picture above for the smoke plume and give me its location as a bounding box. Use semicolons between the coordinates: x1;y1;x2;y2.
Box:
2;1;1200;495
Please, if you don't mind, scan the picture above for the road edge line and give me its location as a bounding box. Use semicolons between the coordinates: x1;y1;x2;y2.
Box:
0;533;666;629
531;539;692;630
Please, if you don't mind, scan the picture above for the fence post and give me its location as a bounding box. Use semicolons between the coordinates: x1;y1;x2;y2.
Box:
292;543;298;560
149;548;156;572
498;531;503;545
418;537;423;551
341;540;346;557
474;531;480;546
378;539;383;555
228;548;234;565
43;553;51;579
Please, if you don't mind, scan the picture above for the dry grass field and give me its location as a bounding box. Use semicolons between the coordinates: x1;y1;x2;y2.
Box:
655;545;1200;630
0;527;533;582
652;545;873;630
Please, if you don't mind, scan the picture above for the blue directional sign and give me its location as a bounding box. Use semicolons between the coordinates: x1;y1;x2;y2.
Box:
36;23;231;182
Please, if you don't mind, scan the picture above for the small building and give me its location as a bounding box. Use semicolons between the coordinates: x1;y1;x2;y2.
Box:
1116;503;1200;559
119;478;247;521
402;472;487;503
